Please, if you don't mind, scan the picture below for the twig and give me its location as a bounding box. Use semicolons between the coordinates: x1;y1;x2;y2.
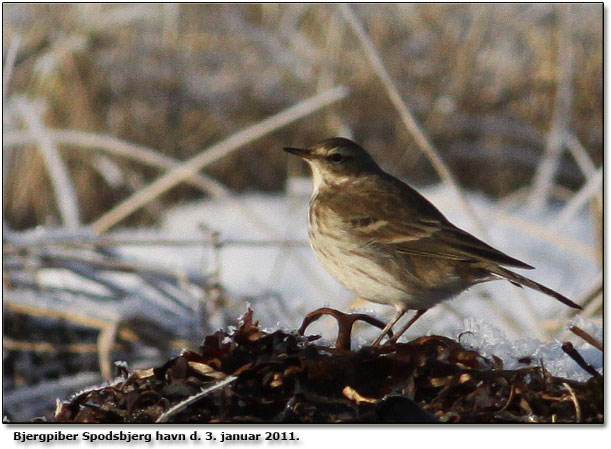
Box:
90;85;348;234
528;5;575;210
3;338;114;354
561;342;600;378
580;294;602;320
555;167;602;227
34;250;208;286
4;298;120;335
3;129;230;197
566;134;597;177
2;276;117;302
554;273;602;336
4;236;310;249
338;4;487;238
155;376;237;423
562;382;581;423
498;382;517;413
98;321;119;380
5;247;206;317
577;275;603;312
13;98;81;229
569;326;602;352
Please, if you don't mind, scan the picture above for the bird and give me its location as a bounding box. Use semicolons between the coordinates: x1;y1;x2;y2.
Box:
284;137;581;346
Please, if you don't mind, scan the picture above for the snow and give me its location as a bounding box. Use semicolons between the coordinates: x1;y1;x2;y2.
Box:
460;317;602;382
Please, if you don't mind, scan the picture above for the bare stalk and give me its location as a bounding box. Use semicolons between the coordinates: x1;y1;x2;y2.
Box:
13;98;81;229
528;5;574;210
556;167;602;227
155;376;237;423
4;129;234;197
566;134;596;177
338;4;487;237
90;85;348;234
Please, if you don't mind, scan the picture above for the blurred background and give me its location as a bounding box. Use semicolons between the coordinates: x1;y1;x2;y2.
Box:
2;3;602;421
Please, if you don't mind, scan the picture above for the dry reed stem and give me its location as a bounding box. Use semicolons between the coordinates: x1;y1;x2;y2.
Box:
580;295;602;319
155;376;237;423
570;275;602;322
576;274;603;312
554;272;601;336
8;133;333;284
4;299;121;335
569;326;602;352
76;4;160;31
566;134;597;177
528;5;575;210
90;85;348;234
2;339;112;354
339;4;487;238
97;321;119;380
562;382;581;423
565;135;601;262
4;297;143;379
555;168;602;228
13;98;81;229
5;236;310;249
3;129;227;196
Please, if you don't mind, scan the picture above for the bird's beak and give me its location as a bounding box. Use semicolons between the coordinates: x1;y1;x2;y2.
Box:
284;147;317;160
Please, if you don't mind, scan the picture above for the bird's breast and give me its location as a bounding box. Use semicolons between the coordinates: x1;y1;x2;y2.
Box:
307;198;408;304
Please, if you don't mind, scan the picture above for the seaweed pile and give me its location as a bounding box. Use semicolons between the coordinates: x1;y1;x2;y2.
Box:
54;310;602;424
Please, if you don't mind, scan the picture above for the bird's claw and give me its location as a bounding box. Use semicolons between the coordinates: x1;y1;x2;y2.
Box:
298;307;392;350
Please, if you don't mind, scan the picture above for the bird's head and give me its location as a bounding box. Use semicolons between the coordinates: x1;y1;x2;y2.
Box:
284;137;381;191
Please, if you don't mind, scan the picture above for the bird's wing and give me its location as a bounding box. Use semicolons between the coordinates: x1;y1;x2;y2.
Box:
328;177;533;269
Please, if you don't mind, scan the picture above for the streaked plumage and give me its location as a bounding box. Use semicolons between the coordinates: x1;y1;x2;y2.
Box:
285;137;581;345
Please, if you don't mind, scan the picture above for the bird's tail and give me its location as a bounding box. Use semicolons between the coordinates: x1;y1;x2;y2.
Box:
488;266;582;310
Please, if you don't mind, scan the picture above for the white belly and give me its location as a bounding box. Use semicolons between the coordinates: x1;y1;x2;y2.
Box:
309;213;408;307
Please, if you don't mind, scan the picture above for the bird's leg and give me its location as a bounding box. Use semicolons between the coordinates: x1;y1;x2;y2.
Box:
388;309;428;344
372;309;406;347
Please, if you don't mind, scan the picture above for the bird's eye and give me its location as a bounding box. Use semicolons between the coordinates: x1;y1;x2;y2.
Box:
329;153;343;163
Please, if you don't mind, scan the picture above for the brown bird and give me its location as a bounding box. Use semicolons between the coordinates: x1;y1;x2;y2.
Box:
284;137;581;345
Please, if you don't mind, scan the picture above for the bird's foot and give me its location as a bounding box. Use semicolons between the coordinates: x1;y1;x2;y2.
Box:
298;307;391;351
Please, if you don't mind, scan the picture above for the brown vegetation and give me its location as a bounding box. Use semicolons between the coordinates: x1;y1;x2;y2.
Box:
53;310;602;424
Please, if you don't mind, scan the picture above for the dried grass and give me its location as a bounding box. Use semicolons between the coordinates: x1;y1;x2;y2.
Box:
2;4;602;422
